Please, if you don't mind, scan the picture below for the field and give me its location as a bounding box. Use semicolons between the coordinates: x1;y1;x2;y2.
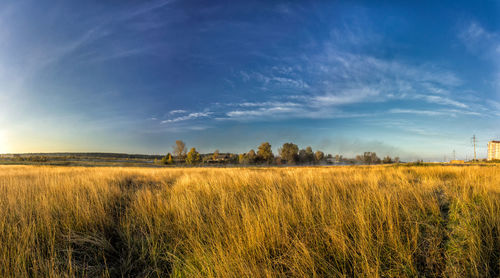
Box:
0;165;499;277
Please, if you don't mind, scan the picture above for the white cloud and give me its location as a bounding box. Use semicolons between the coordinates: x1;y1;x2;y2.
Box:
459;22;496;51
389;108;480;117
311;88;380;106
165;23;485;125
222;101;371;122
236;101;301;107
161;112;212;123
390;109;446;116
413;94;468;109
169;109;187;114
239;71;309;89
226;106;297;118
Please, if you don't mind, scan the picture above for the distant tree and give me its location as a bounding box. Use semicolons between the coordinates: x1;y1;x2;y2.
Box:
382;155;392;164
355;155;363;163
173;140;187;158
202;154;210;163
299;147;314;164
212;149;219;160
247;149;257;164
160;153;174;165
279;143;299;164
298;149;307;164
394;157;400;163
363;152;380;164
160;156;168;165
305;146;314;163
186;148;201;165
228;153;238;164
325;154;333;164
238;153;245;164
257;142;274;164
315;151;325;163
335;154;343;163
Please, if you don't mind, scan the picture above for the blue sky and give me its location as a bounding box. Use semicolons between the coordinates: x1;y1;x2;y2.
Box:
0;0;499;161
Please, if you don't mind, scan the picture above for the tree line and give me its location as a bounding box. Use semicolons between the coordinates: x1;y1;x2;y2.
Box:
155;140;401;166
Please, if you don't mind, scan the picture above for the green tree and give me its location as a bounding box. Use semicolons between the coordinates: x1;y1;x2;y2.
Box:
298;149;307;164
279;143;299;164
247;149;257;164
186;147;201;165
257;142;274;164
315;151;325;163
298;146;314;164
160;153;174;165
160;156;168;165
305;146;314;163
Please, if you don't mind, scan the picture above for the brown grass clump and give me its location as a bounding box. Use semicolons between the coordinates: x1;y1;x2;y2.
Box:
0;165;498;277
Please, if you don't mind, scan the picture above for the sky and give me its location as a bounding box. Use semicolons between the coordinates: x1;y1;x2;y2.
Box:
0;0;499;161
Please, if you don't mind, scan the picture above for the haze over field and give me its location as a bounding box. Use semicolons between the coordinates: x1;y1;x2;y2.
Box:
0;0;499;160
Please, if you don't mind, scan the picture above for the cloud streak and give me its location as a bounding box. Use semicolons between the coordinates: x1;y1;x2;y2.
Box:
161;112;212;124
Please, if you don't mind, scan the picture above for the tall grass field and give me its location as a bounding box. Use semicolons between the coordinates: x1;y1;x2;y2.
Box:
0;165;498;277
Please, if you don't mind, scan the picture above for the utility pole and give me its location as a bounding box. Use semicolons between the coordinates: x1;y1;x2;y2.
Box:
453;150;456;161
472;134;477;161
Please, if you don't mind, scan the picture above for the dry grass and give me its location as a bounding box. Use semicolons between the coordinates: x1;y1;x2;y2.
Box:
0;165;498;277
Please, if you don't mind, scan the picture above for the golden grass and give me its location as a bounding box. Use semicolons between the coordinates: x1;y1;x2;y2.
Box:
0;165;498;277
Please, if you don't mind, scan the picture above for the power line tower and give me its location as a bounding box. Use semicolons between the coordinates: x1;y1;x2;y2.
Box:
471;135;477;161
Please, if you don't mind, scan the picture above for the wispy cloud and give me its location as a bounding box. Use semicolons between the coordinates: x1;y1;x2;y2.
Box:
389;109;447;116
169;109;187;114
156;21;487;127
71;1;177;64
459;22;498;55
115;0;174;22
236;38;468;112
311;88;381;106
239;71;309;89
161;112;212;124
226;106;297;118
390;108;480;117
233;101;301;108
459;21;500;93
221;100;371;122
413;94;468;109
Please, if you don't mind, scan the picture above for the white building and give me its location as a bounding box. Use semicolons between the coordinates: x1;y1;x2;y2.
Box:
487;141;500;161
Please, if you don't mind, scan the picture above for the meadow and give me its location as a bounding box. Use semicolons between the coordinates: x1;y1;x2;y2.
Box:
0;165;498;277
